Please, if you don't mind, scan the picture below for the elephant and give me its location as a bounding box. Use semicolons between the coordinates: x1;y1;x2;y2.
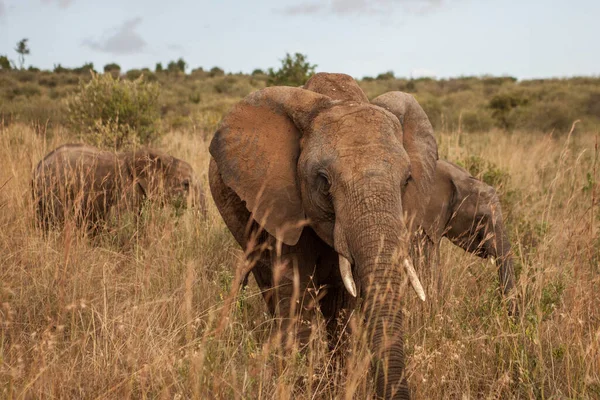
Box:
32;143;204;231
417;159;518;314
301;73;517;312
209;72;438;398
240;158;519;312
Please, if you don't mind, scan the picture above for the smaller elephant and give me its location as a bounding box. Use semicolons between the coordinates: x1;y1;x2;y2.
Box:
419;159;518;314
32;143;205;231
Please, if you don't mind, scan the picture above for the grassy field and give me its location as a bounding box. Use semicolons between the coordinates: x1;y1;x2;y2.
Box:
1;119;599;399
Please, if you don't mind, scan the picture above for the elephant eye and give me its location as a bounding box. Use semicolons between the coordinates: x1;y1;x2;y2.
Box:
316;171;331;193
402;174;412;188
182;180;190;191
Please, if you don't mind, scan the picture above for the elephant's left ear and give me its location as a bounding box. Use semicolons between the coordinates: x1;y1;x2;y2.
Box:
372;92;439;227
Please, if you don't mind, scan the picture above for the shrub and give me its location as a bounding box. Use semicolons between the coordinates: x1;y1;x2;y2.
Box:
125;69;143;80
488;91;528;130
376;71;395;80
191;67;207;78
522;100;578;133
0;55;12;70
67;72;160;149
209;67;225;77
72;62;95;74
104;63;121;73
104;63;121;78
251;69;265;76
460;109;494;133
53;64;70;73
213;76;255;97
167;58;187;74
267;53;316;87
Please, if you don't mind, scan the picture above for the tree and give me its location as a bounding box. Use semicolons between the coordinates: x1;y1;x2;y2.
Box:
72;62;95;74
104;63;121;73
376;71;395;80
166;58;186;74
176;58;187;73
0;55;12;70
209;66;224;77
267;53;316;86
155;62;164;73
15;38;30;69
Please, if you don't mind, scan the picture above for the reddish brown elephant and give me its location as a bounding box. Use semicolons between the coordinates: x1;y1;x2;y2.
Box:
303;73;517;313
33;143;204;231
209;73;438;399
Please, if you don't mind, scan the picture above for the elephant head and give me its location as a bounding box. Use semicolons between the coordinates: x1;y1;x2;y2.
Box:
122;148;204;211
209;73;438;398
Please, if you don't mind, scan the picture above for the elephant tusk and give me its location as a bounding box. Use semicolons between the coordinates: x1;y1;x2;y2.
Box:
338;255;357;298
403;258;426;302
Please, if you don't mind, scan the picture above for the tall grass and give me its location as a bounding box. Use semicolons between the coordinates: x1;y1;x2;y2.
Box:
1;123;599;399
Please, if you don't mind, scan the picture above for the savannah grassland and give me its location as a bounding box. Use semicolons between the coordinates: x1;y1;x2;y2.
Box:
1;69;600;399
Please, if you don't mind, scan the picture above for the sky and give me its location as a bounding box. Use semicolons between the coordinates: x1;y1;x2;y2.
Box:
0;0;598;80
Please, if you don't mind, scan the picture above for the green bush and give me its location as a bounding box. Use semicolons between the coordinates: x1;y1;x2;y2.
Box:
104;63;121;78
488;91;528;130
53;64;70;73
267;53;316;87
376;71;395;80
125;69;143;80
0;55;12;70
167;58;187;74
460;109;494;133
209;67;225;77
67;72;160;149
72;62;95;75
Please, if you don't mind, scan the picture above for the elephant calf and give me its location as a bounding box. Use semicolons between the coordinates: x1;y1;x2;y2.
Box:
419;159;517;313
32;143;205;231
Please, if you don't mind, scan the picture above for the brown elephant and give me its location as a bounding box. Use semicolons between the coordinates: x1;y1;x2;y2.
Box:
33;143;204;231
418;159;518;314
209;72;438;398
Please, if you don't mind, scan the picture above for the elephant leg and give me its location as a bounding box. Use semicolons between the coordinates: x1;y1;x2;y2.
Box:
315;247;354;346
270;231;323;349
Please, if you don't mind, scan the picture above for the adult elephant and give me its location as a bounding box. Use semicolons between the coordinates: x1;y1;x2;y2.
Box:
33;143;204;231
209;73;438;398
302;73;518;313
419;159;518;314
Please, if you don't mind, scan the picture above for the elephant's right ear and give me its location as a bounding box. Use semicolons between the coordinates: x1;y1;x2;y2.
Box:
209;87;331;246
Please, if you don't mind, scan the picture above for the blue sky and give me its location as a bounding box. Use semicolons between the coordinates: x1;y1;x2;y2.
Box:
0;0;598;79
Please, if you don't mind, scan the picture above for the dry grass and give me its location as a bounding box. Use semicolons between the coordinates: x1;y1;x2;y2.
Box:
1;123;599;399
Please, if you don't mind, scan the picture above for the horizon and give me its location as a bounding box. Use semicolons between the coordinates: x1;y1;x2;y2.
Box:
1;0;599;80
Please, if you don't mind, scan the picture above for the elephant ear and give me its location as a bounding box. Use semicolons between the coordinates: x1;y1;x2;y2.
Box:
371;92;438;227
304;72;369;102
209;86;331;246
126;149;172;197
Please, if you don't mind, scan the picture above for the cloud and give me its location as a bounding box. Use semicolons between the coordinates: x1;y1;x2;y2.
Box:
41;0;74;8
279;0;447;16
0;1;5;17
83;17;147;55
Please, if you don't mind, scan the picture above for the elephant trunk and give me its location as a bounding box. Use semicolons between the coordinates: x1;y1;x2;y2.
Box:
487;220;518;315
343;209;413;399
